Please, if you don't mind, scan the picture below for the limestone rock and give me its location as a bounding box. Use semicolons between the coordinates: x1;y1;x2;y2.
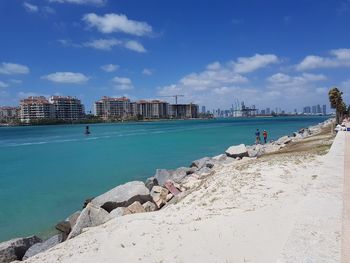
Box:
91;181;149;207
212;154;227;162
126;201;145;214
150;186;169;208
190;157;214;169
225;144;249;158
154;168;189;186
109;207;127;218
142;201;157;212
166;193;174;202
164;181;181;196
101;195;155;213
275;136;292;145
0;236;41;262
67;211;81;229
55;221;71;236
68;203;111;239
22;234;63;260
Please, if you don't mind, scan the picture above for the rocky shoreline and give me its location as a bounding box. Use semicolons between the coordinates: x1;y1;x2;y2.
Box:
0;118;334;263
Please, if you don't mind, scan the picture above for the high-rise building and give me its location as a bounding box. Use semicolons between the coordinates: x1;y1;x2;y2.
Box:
20;96;55;123
303;106;311;114
0;106;20;121
169;104;199;119
266;108;271;115
201;106;206;113
49;96;85;121
94;97;131;120
322;104;327;115
312;105;317;114
316;104;322;114
135;100;169;119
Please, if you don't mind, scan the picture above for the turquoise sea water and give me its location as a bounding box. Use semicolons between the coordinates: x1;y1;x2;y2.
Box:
0;116;328;241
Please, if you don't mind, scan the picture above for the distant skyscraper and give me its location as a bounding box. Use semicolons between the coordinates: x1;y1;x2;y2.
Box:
316;104;321;114
322;104;327;115
312;105;317;114
201;106;206;113
266;108;271;115
303;106;311;114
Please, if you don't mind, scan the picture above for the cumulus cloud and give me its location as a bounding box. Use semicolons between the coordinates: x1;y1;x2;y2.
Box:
267;72;327;87
232;54;279;73
83;39;121;51
296;48;350;71
0;81;9;88
124;40;146;53
142;68;153;76
41;72;89;84
101;64;119;72
23;2;39;12
0;62;30;75
82;13;153;36
112;76;134;90
82;38;146;52
49;0;106;6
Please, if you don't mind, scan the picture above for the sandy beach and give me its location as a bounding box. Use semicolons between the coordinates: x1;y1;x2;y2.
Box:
16;121;346;263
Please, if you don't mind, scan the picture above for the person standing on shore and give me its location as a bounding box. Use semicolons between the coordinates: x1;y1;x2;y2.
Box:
255;129;261;144
263;130;268;144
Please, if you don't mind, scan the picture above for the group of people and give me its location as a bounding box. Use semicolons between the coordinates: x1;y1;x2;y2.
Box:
255;129;268;144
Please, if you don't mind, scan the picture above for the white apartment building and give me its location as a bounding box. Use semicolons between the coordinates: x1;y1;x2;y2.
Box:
0;106;20;121
20;96;55;123
94;97;131;120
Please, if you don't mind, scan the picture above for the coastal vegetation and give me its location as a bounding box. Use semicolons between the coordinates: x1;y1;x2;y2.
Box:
328;87;348;124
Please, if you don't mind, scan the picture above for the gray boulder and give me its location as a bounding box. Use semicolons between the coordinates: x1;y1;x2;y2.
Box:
190;157;214;169
145;177;158;191
275;136;292;145
68;203;111;239
154;167;190;186
91;181;149;207
126;201;146;214
109;207;126;218
142;201;157;212
225;144;249;158
0;236;41;262
67;211;81;229
55;221;71;237
22;234;63;260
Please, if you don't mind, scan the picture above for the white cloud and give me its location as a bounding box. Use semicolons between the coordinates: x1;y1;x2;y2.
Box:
82;38;146;53
23;2;39;12
0;62;30;75
124;40;146;53
142;68;153;76
101;64;119;72
83;39;121;51
0;81;9;88
41;72;89;84
49;0;106;6
232;54;279;73
296;48;350;71
267;72;327;87
9;79;23;84
82;13;153;36
112;76;134;90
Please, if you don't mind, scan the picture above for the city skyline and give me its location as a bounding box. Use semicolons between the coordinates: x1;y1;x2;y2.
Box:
1;1;350;111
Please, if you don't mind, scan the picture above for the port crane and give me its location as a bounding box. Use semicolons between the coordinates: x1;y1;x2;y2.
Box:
159;94;185;105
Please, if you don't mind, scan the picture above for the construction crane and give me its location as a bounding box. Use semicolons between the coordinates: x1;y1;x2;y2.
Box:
159;94;184;105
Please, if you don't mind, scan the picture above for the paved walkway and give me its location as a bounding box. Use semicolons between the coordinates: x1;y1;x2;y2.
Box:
342;131;350;262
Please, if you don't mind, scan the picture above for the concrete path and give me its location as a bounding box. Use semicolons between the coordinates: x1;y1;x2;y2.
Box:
342;131;350;262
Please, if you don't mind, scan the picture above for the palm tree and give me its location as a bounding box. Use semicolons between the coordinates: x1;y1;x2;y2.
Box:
328;87;346;124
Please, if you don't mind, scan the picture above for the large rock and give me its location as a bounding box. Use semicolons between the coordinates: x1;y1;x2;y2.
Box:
150;186;169;208
126;201;146;214
164;181;181;196
55;221;71;236
225;144;249;158
0;236;42;262
91;181;149;207
247;144;265;157
275;136;292;145
142;201;157;212
145;177;158;191
101;195;155;213
67;211;81;229
109;207;127;218
191;157;214;170
68;203;111;239
154;167;190;186
22;234;63;260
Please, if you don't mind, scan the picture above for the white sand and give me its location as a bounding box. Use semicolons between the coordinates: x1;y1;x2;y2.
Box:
24;132;344;263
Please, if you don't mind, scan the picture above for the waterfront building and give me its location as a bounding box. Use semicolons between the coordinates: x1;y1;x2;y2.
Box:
94;97;131;120
322;104;327;115
169;103;199;119
0;106;20;122
266;108;271;115
316;104;322;114
20;96;55;123
201;106;206;114
135;100;169;119
49;96;85;121
303;106;311;114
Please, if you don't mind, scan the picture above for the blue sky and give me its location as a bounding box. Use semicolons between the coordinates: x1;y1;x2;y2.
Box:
0;0;350;112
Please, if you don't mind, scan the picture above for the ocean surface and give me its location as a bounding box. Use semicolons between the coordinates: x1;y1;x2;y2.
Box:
0;116;328;241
